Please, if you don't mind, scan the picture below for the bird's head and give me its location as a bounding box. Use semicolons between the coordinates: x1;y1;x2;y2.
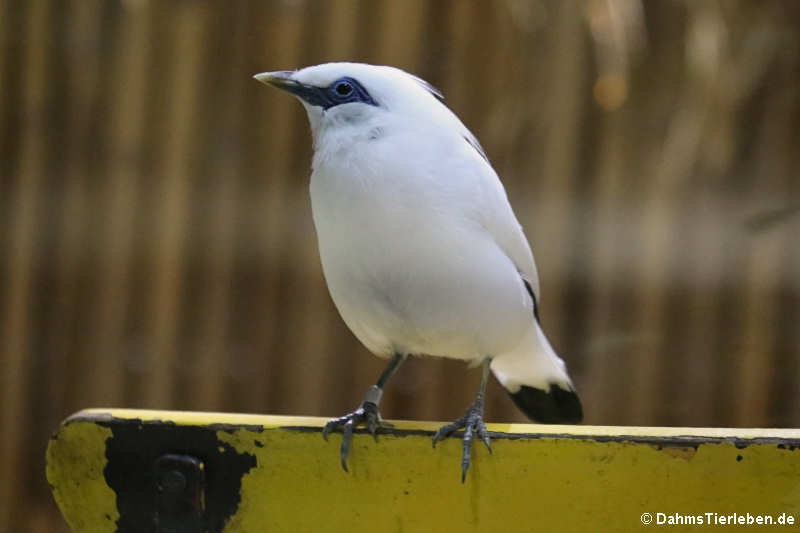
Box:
254;62;446;146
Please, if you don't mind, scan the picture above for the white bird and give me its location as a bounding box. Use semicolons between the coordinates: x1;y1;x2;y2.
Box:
254;63;582;481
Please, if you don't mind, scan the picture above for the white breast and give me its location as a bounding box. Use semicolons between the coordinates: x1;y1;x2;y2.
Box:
309;122;533;361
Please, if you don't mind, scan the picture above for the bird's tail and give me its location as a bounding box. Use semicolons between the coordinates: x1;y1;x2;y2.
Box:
490;322;583;423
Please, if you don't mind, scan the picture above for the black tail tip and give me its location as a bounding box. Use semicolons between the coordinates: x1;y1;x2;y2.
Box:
508;383;583;424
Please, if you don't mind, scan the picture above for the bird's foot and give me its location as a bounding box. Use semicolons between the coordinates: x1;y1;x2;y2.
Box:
322;401;392;471
432;397;492;483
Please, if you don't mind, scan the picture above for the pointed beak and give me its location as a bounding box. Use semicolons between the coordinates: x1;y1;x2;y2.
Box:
253;70;329;108
253;71;300;91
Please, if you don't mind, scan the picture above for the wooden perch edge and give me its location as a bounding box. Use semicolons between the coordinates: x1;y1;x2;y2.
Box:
46;409;800;532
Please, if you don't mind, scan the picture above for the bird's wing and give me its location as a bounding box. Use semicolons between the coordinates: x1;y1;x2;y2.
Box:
409;96;541;305
465;140;541;305
483;168;541;302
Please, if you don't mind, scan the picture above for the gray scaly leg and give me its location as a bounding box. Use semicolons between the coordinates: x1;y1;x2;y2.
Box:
432;356;493;483
323;353;406;471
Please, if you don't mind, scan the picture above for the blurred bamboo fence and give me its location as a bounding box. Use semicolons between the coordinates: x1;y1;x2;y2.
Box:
1;0;799;531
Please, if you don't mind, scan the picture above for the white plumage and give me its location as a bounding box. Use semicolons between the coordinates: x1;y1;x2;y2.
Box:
255;62;581;480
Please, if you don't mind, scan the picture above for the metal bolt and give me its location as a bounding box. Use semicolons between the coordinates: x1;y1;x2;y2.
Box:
158;469;187;493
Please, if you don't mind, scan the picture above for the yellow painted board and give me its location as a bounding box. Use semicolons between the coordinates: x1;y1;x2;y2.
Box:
47;409;800;532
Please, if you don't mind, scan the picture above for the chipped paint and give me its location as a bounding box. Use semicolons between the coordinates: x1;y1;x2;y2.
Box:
46;421;118;533
48;409;800;533
661;446;698;460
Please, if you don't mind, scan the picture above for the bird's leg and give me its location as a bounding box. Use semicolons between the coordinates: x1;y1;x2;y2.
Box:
322;352;406;471
432;356;493;483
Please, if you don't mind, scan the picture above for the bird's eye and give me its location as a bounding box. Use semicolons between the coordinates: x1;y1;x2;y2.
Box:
322;77;377;108
335;81;353;97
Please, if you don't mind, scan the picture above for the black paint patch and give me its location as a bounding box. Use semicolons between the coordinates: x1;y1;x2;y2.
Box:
509;383;583;424
100;418;256;533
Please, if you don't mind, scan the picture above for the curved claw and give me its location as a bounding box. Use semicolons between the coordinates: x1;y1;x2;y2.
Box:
322;418;340;441
341;419;355;471
323;401;386;472
432;399;492;483
477;420;492;454
461;424;474;483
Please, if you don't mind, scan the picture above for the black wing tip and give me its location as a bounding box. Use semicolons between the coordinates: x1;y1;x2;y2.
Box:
508;383;583;424
521;278;540;323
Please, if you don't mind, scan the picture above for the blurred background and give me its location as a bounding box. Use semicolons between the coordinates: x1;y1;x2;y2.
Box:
1;0;799;530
